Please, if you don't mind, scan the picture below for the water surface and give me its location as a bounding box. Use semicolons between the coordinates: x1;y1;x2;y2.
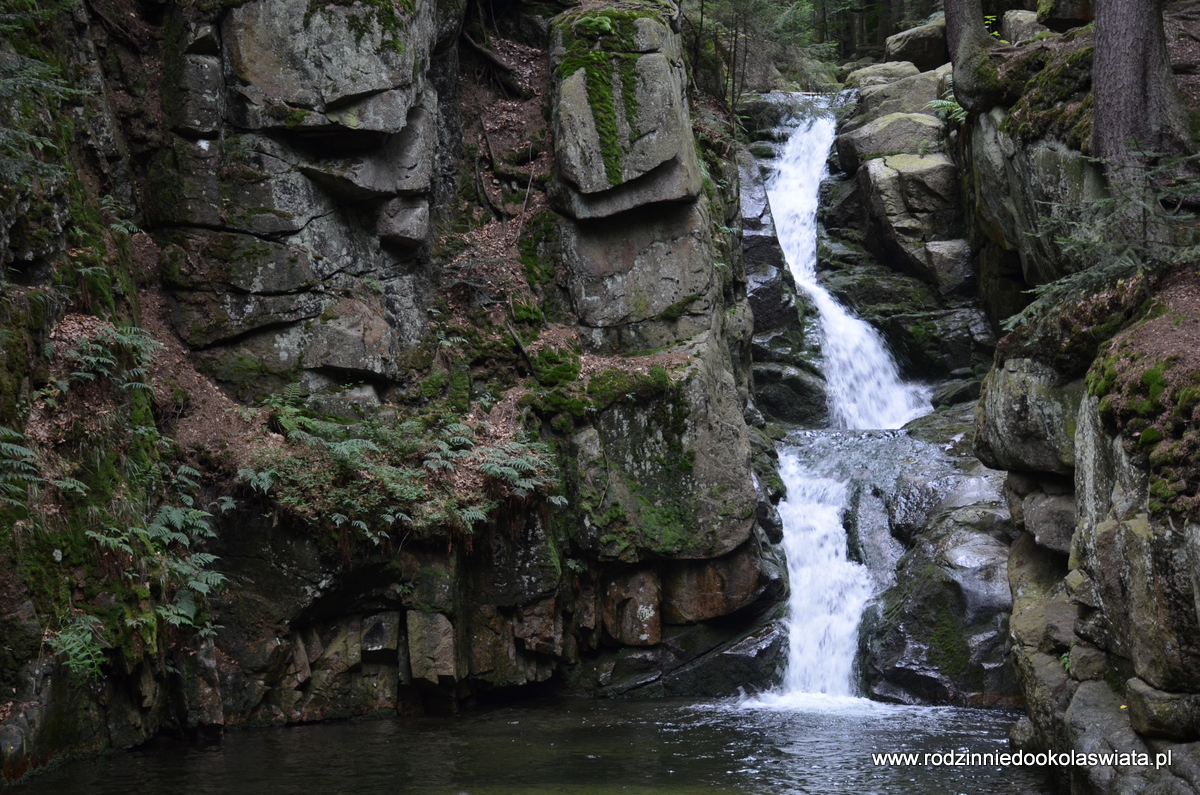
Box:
19;697;1052;794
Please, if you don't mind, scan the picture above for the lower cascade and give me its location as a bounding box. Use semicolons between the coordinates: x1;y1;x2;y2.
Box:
773;460;870;697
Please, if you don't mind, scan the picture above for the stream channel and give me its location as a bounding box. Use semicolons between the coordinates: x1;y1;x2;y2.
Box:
18;100;1055;794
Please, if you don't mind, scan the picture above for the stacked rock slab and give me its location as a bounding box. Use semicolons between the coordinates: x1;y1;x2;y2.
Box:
543;2;788;696
152;0;448;403
974;343;1200;793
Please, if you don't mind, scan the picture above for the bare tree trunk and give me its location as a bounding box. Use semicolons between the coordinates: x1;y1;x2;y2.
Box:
944;0;999;112
1093;0;1190;168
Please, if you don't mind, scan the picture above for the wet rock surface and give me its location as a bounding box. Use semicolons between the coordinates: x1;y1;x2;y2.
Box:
780;405;1018;707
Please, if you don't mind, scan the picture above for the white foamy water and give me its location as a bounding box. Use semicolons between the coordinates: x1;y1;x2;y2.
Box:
743;451;874;707
745;99;935;707
766;104;931;430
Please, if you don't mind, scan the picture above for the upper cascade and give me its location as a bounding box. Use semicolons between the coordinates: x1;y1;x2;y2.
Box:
766;100;931;430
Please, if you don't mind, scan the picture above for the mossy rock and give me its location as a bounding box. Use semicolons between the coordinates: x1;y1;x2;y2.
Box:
550;2;693;195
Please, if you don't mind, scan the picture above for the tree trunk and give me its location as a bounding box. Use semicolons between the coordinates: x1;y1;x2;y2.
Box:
944;0;999;112
944;0;991;63
1092;0;1190;168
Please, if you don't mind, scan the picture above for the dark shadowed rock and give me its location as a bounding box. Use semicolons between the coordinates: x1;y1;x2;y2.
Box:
603;569;661;646
974;358;1083;476
1024;492;1076;553
662;539;764;624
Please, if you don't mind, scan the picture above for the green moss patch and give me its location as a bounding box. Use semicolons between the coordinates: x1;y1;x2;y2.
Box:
555;5;664;186
1085;274;1200;519
304;0;416;55
996;25;1095;152
530;345;581;388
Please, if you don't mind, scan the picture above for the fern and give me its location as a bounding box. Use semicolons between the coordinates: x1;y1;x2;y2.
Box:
926;98;966;127
0;426;40;513
99;195;142;235
238;467;279;494
48;614;107;682
244;396;564;545
459;506;487;526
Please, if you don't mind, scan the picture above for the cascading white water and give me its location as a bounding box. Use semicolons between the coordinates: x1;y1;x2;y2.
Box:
746;101;934;707
767;105;931;430
774;455;873;697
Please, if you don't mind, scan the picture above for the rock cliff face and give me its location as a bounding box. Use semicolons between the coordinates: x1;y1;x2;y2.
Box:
0;0;786;781
954;7;1200;794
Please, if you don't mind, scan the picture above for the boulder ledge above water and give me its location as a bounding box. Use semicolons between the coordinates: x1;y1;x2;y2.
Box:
973;358;1083;476
837;113;944;174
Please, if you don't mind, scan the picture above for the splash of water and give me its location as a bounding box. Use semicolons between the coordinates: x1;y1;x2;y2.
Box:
766;104;931;430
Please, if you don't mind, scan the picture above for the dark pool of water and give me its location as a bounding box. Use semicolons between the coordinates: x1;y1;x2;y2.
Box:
16;696;1054;794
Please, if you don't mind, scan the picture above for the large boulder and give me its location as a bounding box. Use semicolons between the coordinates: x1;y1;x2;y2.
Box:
973;358;1084;476
301;297;408;380
863;503;1017;706
562;199;717;353
1037;0;1094;32
408;611;459;683
857;153;962;280
1126;677;1200;741
819;262;941;319
1072;397;1200;692
298;98;437;199
1003;10;1050;44
875;307;994;378
837;113;944;174
752;362;828;426
548;4;701;216
570;343;760;563
841;69;942;134
659;620;787;696
883;18;949;73
1023;491;1076;554
222;0;436;134
662;539;765;624
968;107;1107;286
1063;682;1152;795
923;239;974;299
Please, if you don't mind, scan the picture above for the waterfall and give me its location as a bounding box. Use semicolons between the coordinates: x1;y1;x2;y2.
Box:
747;100;933;705
774;455;873;697
767;104;931;430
